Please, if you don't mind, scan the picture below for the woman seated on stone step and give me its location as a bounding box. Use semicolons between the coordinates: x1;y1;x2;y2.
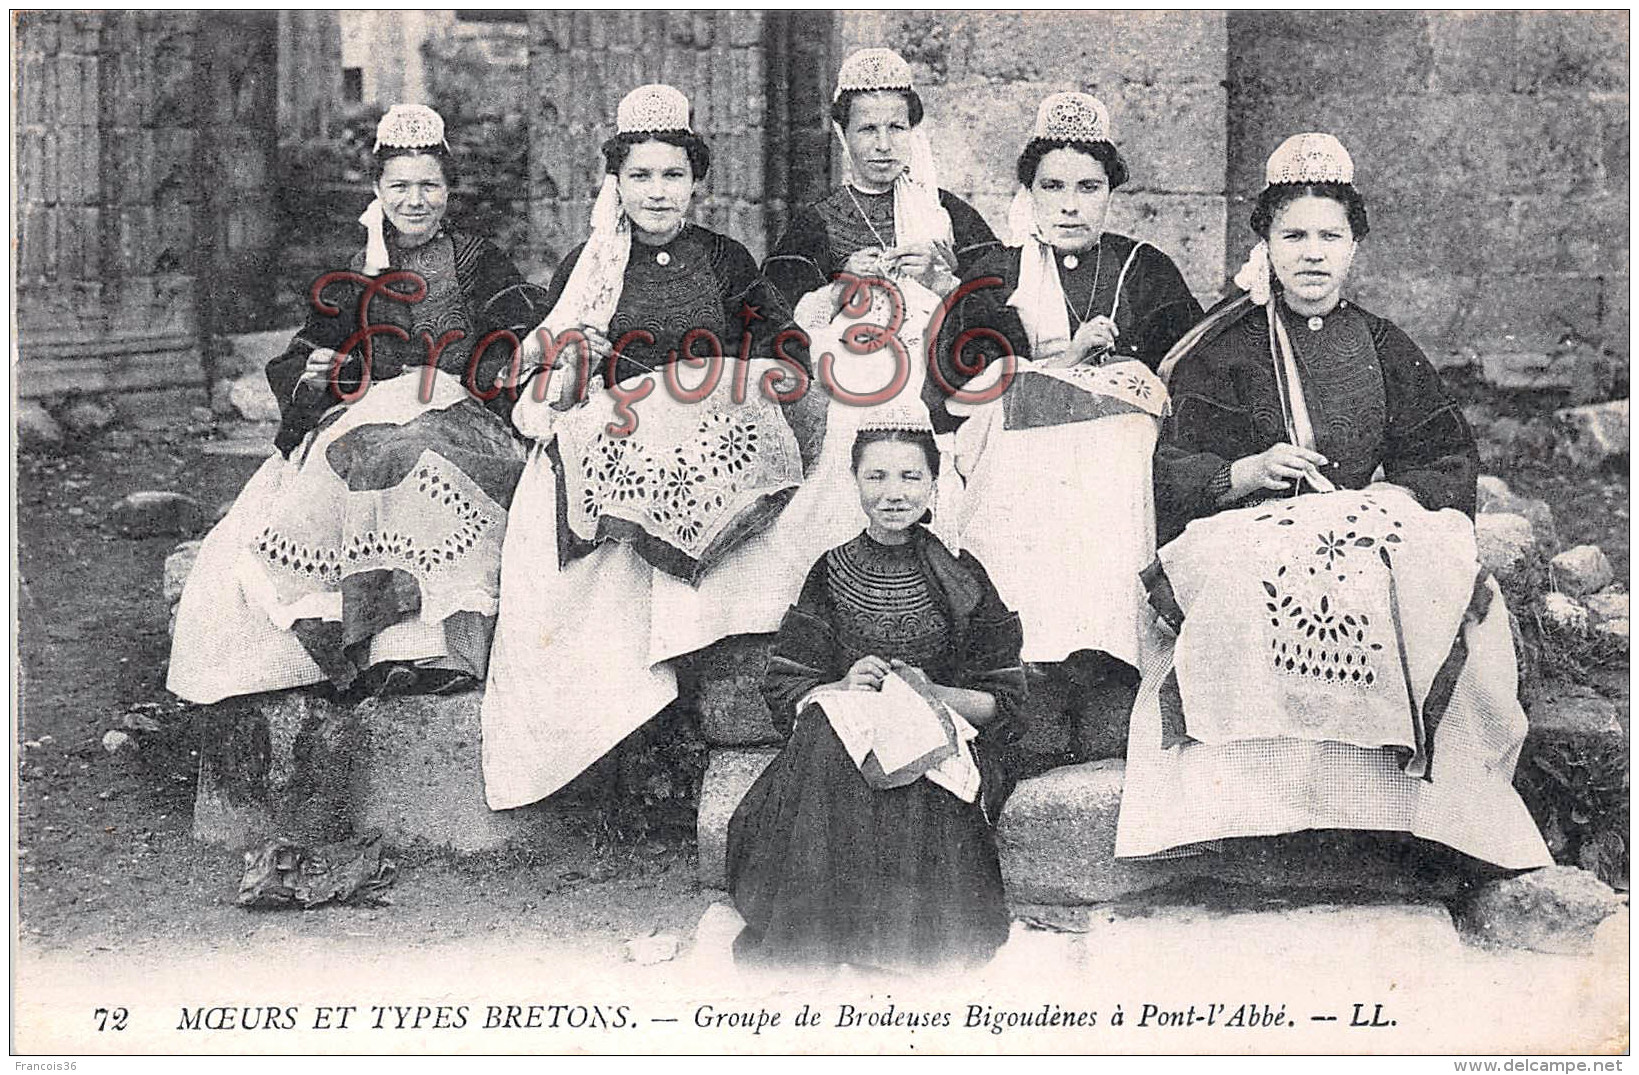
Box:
480;84;819;813
726;413;1027;971
169;105;549;704
930;92;1202;773
765;47;999;561
1113;133;1553;872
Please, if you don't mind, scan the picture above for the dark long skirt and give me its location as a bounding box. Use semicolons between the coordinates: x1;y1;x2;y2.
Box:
726;704;1010;970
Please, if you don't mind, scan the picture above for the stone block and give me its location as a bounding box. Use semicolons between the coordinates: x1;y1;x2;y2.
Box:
352;692;565;852
696;747;779;889
1550;545;1615;597
192;692;355;849
957;11;1226;87
1228;11;1435;98
59;398;117;438
1475;512;1538;583
997;894;1459;981
107;490;208;539
1539;592;1590;634
1453;865;1624;954
685;636;783;748
1427;11;1520;93
162;539;202;604
1555;399;1630;469
997;759;1194;904
1109;192;1227;302
1474;475;1558;552
999;760;1484;907
1526;684;1624;761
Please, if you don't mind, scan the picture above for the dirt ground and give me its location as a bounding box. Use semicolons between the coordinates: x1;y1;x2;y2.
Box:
15;421;712;968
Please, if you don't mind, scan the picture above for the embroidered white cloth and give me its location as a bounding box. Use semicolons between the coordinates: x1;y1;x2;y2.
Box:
1159;485;1478;752
1116;553;1554;870
548;362;804;582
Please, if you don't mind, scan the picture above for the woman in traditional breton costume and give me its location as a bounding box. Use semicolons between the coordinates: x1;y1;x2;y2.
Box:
726;412;1027;971
1113;134;1552;869
932;93;1202;759
481;85;815;810
168;105;548;702
767;48;1001;556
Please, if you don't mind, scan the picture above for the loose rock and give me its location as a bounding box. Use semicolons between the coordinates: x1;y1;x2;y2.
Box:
60;399;117;438
1453;865;1623;955
162;540;203;604
624;931;681;965
107;491;209;539
18;401;63;448
1474;513;1537;584
101;730;133;754
1550;545;1614;597
1474;475;1558;552
1583;590;1630;646
1539;592;1590;634
1555;399;1630;469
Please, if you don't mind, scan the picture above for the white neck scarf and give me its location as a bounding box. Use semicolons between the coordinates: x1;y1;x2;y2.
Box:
833;122;953;251
1004;187;1144;359
359;199;391;276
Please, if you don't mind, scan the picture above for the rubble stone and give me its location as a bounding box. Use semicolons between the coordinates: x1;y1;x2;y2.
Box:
1453;865;1624;954
1539;592;1590;634
1555;399;1630;469
1474;512;1538;583
17;401;63;448
1550;545;1614;597
162;540;203;604
60;399;117;438
108;491;209;539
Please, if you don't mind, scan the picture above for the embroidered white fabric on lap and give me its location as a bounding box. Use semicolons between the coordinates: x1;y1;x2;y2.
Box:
1159;486;1479;752
551;373;803;580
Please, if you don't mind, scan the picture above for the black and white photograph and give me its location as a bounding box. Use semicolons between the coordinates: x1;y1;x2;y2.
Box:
10;8;1631;1057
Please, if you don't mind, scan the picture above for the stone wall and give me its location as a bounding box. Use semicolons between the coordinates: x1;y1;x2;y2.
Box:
527;12;772;265
1227;11;1629;358
835;11;1230;303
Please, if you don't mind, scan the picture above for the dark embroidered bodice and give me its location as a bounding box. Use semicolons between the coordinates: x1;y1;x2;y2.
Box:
812;186;900;262
395;232;476;372
606;226;733;382
1229;301;1388;492
824;533;953;674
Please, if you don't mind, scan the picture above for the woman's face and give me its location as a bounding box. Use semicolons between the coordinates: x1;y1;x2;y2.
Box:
854;439;934;542
1266;194;1356;315
1030;147;1112;254
374;153;449;246
844;92;913;194
618;140;695;244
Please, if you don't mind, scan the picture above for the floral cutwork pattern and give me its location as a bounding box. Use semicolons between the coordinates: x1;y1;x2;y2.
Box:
1253;493;1408;691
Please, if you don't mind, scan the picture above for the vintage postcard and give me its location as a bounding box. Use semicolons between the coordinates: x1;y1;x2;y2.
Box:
11;8;1630;1057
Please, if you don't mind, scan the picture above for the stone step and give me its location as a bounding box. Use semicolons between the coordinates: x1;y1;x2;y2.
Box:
192;689;571;853
996;760;1474;906
695;747;779;889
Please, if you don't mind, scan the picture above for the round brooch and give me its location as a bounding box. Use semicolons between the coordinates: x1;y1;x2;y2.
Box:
656;251;671;267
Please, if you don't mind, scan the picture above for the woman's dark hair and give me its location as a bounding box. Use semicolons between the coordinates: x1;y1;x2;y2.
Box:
850;427;941;481
831;87;925;130
1016;138;1128;191
371;144;459;188
601;129;712;180
1250;182;1370;239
